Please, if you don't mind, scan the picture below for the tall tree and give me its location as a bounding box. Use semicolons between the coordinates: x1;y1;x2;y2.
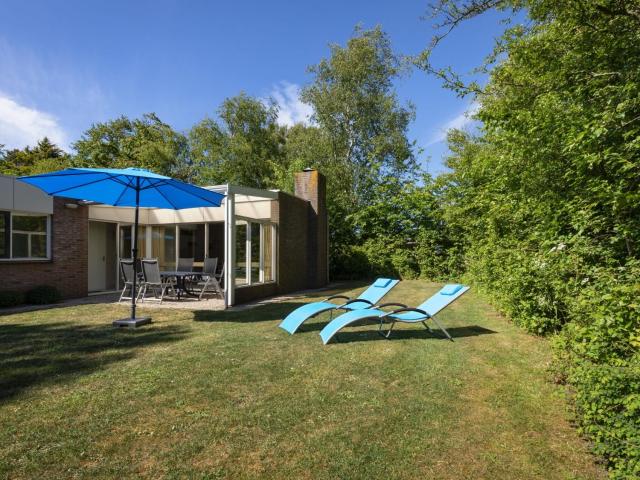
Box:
189;93;286;188
301;26;417;203
0;138;71;176
301;26;419;272
73;113;191;179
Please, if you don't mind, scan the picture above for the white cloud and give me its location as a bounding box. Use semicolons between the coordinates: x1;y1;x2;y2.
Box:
269;82;313;127
0;93;67;150
426;101;480;146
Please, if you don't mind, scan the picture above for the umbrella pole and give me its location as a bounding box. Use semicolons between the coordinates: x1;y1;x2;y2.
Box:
131;199;139;320
114;179;151;328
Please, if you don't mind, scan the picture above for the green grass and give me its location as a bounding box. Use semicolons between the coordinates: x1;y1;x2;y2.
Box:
0;280;604;479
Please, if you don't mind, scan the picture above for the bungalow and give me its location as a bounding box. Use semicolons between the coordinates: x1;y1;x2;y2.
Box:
0;169;328;307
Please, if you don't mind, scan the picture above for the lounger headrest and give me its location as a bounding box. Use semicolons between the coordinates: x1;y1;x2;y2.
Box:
373;278;393;288
440;284;464;295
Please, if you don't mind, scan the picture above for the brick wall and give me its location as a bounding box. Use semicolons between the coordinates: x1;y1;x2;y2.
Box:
274;191;310;293
294;169;328;288
0;198;88;298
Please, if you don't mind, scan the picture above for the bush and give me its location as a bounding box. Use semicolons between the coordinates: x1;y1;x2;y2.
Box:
25;285;62;305
0;291;25;308
552;261;640;478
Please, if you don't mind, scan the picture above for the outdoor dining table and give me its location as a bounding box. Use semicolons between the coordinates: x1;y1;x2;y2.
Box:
160;271;202;300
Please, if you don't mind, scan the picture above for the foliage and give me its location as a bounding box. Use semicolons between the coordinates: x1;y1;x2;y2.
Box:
0;138;71;176
337;176;462;280
189;93;287;188
422;1;640;476
0;291;25;308
301;26;420;274
73;114;191;180
25;285;61;305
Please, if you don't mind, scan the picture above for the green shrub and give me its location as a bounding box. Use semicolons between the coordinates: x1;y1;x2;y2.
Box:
552;262;640;478
0;291;25;308
25;285;62;305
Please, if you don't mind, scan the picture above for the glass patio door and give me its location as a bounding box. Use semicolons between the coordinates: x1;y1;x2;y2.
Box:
151;225;176;271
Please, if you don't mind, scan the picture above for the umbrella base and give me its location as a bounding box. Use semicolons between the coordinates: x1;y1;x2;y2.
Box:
112;317;152;328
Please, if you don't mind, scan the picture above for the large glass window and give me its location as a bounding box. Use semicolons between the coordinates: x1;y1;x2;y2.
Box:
11;214;49;259
234;220;276;287
207;222;224;264
151;226;176;271
179;224;205;269
0;212;10;259
263;224;274;282
235;221;247;285
119;225;147;259
250;222;260;283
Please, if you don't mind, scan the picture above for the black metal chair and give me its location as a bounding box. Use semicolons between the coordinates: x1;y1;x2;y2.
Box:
197;257;224;300
139;258;176;303
118;258;141;303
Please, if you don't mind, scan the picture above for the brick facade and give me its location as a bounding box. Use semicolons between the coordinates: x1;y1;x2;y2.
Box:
0;198;88;298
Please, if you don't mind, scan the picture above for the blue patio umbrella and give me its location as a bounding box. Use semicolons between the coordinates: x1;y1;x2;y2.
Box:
19;167;225;327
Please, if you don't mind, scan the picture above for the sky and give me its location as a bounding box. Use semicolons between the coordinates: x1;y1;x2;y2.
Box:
0;0;516;175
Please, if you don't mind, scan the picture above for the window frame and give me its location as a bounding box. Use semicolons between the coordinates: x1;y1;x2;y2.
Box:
234;216;277;288
0;211;52;261
0;211;9;259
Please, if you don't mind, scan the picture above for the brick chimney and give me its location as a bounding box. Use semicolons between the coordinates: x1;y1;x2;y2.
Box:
294;169;328;287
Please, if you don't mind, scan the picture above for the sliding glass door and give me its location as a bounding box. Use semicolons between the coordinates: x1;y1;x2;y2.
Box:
151;226;176;271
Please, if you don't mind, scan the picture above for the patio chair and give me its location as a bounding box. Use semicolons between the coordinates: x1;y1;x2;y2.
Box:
197;257;224;300
139;258;176;303
215;262;224;287
177;257;194;272
278;278;400;334
319;284;470;344
118;258;141;303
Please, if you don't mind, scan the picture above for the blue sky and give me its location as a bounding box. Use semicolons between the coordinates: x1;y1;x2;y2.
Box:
0;0;515;174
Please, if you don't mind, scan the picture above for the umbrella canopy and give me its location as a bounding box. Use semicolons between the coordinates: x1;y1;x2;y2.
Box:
19;167;225;327
18;167;224;209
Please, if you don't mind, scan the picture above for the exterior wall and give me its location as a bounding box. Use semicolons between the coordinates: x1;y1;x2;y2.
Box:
0;175;53;214
275;192;310;293
234;170;329;303
233;283;278;304
294;169;329;288
0;198;88;298
0;172;325;303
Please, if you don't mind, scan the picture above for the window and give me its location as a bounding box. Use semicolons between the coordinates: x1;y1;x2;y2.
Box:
234;220;276;287
151;225;176;271
119;225;147;259
0;212;51;260
0;212;9;258
250;222;260;283
179;224;205;269
235;221;248;285
263;224;274;282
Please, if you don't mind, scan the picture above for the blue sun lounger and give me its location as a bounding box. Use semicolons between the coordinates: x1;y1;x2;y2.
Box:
319;284;470;344
279;278;399;334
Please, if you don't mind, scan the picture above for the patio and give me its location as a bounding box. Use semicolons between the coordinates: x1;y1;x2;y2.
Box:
88;183;279;308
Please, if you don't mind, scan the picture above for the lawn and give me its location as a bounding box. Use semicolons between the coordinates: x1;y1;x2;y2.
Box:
0;280;604;479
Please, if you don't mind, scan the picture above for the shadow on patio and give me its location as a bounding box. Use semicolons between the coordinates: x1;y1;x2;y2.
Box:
0;321;188;402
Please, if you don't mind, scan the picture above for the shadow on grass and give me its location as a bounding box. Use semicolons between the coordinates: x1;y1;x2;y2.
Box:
193;281;373;325
0;321;188;402
0;293;120;317
194;302;301;323
331;325;497;344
